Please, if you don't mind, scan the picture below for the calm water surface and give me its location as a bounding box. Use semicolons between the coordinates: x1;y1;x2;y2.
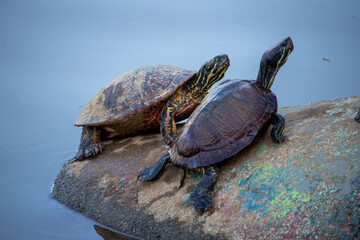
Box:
0;0;359;239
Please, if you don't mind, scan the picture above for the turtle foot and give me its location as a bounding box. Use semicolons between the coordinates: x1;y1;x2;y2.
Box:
75;143;103;160
138;152;171;181
190;191;213;213
189;165;218;213
271;134;286;144
138;167;158;181
162;135;175;147
355;109;360;122
271;113;286;144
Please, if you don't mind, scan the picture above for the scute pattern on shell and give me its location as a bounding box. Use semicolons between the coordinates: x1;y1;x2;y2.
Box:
75;65;196;126
171;79;278;169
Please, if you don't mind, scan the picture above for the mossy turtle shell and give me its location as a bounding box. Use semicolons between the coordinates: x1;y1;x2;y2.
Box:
170;79;278;169
75;65;196;127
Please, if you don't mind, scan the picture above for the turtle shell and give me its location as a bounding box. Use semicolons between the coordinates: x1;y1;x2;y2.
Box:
170;79;278;169
75;65;196;127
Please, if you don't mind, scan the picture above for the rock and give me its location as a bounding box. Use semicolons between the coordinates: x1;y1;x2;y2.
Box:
52;96;360;240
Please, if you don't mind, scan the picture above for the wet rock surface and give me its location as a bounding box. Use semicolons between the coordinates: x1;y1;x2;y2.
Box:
52;96;360;240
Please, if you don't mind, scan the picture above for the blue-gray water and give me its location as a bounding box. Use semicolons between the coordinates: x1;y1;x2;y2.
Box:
0;0;359;239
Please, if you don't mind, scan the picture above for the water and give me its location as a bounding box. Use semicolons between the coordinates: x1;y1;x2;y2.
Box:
0;0;359;239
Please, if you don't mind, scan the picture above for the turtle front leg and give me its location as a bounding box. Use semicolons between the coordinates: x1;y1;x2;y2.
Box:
138;152;171;181
271;113;286;143
355;108;360;122
75;126;103;160
161;91;188;146
160;102;177;146
190;165;218;213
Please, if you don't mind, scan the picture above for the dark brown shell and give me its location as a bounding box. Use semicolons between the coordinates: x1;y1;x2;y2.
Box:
75;65;196;126
170;79;278;169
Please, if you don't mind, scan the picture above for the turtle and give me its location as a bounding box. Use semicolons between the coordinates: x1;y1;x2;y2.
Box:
355;109;360;122
74;54;230;160
138;37;294;212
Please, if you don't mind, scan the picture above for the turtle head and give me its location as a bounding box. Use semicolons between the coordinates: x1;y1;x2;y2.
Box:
256;37;294;90
194;54;230;93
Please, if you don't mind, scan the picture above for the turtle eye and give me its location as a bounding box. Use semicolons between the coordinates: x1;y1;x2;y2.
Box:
215;57;222;62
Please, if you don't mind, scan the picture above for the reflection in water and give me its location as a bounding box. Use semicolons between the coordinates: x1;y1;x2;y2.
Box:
94;225;143;240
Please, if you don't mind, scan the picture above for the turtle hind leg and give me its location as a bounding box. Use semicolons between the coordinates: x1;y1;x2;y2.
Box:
160;100;178;146
271;113;286;143
190;165;218;213
75;126;103;160
138;152;171;181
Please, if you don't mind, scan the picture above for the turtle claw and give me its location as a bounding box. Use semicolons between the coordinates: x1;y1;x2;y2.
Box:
67;157;78;164
75;151;85;161
138;152;171;181
138;167;156;181
355;109;360;122
271;134;286;144
189;165;218;212
271;113;286;144
177;168;187;188
190;191;213;213
75;143;103;160
162;135;175;147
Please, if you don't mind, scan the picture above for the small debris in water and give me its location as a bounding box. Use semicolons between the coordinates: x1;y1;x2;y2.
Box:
322;57;331;62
